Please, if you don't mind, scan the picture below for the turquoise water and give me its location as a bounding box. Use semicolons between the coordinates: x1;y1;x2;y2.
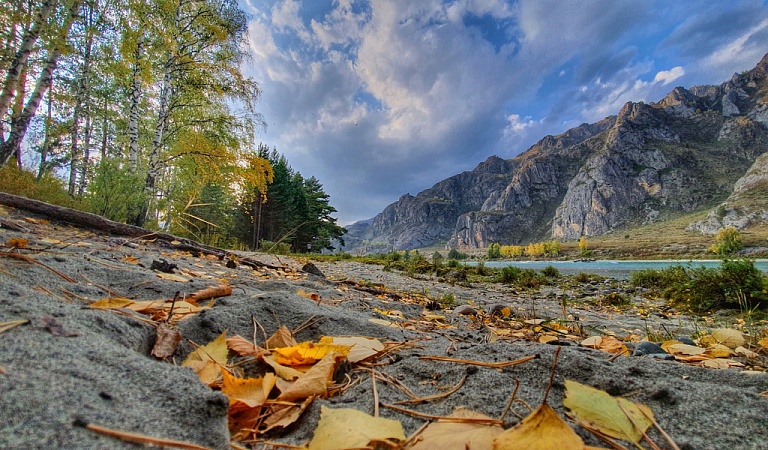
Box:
468;259;768;280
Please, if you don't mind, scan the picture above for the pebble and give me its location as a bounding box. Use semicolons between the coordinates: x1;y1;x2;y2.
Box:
452;305;477;316
633;341;667;356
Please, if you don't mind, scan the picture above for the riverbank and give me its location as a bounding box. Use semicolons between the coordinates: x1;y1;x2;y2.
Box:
2;201;768;449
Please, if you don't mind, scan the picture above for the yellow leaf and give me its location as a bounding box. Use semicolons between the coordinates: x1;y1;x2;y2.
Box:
581;335;628;355
308;406;406;450
410;407;503;450
277;352;342;401
320;336;384;363
704;328;746;349
700;359;743;369
705;344;734;358
735;346;759;358
122;256;139;264
562;379;653;444
272;341;351;366
368;318;397;327
493;403;584;450
221;370;276;408
89;298;135;309
665;343;707;356
182;332;229;385
155;272;191;282
262;355;304;381
539;335;559;344
265;325;297;349
758;337;768;349
0;320;29;333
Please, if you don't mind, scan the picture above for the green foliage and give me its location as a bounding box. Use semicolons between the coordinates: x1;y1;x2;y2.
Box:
573;272;603;283
602;292;629;306
85;158;145;223
439;292;456;307
0;163;81;209
486;243;501;259
541;265;561;278
496;266;543;288
709;227;743;256
497;266;523;283
447;248;467;260
446;259;460;268
259;240;292;255
474;261;488;276
632;260;767;312
431;251;444;267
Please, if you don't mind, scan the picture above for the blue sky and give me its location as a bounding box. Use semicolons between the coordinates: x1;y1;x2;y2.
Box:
240;0;768;225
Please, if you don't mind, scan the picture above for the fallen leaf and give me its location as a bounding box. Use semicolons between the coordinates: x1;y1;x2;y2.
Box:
151;323;182;358
42;317;78;337
226;335;268;357
89;297;135;309
7;237;28;248
260;396;315;433
699;328;745;349
155;272;191;282
368;318;397;327
187;285;232;302
0;319;29;333
182;332;229;385
308;405;406;450
222;370;276;408
410;407;503;450
735;346;759;359
581;335;629;355
297;289;320;302
700;358;744;369
662;341;706;356
263;355;305;381
277;352;343;401
563;379;653;444
265;325;297;349
704;344;734;358
272;341;351;366
320;336;384;363
539;335;560;344
494;402;584;450
122;256;139;264
758;337;768;349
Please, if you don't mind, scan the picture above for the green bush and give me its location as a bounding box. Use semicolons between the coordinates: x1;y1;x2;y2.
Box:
710;227;743;256
446;259;460;268
447;248;467;260
0;163;82;209
259;240;291;254
474;261;488;276
497;266;523;283
486;243;501;259
541;265;560;278
630;265;689;290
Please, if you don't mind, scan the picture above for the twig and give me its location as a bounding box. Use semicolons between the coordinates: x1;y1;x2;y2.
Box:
166;291;180;323
1;251;77;282
617;402;660;450
543;346;562;403
380;403;503;425
253;316;268;349
82;422;212;449
373;371;419;399
498;378;521;422
400;421;430;449
639;403;680;450
418;354;537;369
577;422;629;450
292;315;323;335
394;375;467;405
371;370;380;417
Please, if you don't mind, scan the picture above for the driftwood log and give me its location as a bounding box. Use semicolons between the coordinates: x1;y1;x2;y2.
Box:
0;192;285;271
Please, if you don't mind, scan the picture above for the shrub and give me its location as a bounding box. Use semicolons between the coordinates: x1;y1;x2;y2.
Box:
447;259;460;268
630;265;689;290
259;240;291;254
432;251;444;267
475;261;488;276
541;265;560;278
447;248;467;260
710;227;743;256
486;243;501;259
0;163;82;209
497;266;523;283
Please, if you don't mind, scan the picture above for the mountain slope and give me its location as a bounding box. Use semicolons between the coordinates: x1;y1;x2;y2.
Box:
343;53;768;252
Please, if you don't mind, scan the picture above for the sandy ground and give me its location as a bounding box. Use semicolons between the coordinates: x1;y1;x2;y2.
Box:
1;203;767;449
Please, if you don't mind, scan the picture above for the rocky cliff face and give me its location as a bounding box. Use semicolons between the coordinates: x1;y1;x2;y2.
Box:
343;53;768;252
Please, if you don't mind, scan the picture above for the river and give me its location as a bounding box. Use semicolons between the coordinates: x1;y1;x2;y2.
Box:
469;259;768;280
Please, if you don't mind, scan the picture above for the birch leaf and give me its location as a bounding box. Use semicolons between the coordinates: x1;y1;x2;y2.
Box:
563;379;653;444
494;403;584;450
410;407;503;450
265;325;297;349
221;370;276;408
277;352;341;401
308;406;405;450
320;336;384;363
182;332;228;385
151;322;182;358
90;297;134;309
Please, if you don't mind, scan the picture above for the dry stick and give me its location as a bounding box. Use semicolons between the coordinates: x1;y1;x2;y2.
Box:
252;316;268;350
543;346;562;403
374;371;420;399
394;375;468;405
400;421;431;449
166;291;180;323
638;404;681;450
616;402;661;450
380;403;503;426
83;423;212;450
419;354;537;369
371;370;380;417
498;378;521;422
577;423;629;450
1;251;77;282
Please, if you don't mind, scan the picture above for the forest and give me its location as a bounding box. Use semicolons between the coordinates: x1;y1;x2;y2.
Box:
0;0;345;252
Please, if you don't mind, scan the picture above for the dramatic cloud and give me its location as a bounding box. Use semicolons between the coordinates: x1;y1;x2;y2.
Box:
241;0;768;224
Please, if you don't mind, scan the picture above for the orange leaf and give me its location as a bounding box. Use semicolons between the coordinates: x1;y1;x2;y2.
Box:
187;285;232;303
7;237;28;249
222;370;277;408
122;256;139;264
90;298;135;309
277;352;343;401
266;325;297;349
272;341;351;366
226;335;268;357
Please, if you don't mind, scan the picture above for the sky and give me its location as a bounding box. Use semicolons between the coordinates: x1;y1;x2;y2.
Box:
239;0;768;226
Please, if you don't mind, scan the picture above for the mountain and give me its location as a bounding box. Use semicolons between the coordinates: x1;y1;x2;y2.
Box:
343;53;768;253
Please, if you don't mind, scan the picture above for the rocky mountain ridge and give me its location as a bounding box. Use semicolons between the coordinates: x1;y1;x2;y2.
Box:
343;53;768;252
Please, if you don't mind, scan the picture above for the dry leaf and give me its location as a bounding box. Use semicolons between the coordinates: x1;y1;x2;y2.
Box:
277;352;342;401
308;405;406;450
735;346;759;358
0;320;29;333
7;237;28;248
261;396;315;433
410;407;503;450
151;323;182;358
493;403;584;450
662;341;706;356
187;285;232;302
297;289;320;302
539;335;560;344
182;332;229;385
155;272;191;282
272;341;351;366
222;370;276;408
581;335;629;355
226;335;268;357
122;256;139;264
89;297;135;309
563;379;653;444
320;336;384;363
758;337;768;349
700;359;744;369
699;328;745;349
266;325;297;349
368;318;397;327
705;343;734;358
262;355;305;381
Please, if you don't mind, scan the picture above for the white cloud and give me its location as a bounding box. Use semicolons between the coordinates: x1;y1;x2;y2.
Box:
654;66;685;85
